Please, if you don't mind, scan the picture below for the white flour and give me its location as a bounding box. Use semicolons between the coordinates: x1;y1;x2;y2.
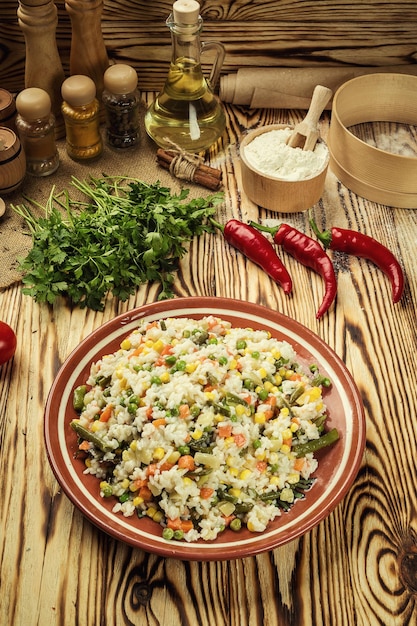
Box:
243;127;329;181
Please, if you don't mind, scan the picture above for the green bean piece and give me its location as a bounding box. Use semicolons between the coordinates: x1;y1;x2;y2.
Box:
226;392;249;406
293;428;339;457
289;384;305;404
73;385;87;412
70;420;115;453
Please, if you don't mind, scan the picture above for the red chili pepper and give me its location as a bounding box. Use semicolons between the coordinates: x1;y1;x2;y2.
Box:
251;221;337;318
211;219;292;294
309;218;404;303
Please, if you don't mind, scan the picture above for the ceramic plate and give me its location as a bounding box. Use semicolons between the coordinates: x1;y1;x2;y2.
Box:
44;297;365;561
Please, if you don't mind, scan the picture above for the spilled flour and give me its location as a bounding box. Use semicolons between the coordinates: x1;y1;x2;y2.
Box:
243;127;329;181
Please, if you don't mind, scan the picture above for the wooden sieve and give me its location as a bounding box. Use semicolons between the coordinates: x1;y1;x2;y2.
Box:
327;73;417;208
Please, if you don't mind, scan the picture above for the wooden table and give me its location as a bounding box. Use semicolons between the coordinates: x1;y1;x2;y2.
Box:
1;101;417;626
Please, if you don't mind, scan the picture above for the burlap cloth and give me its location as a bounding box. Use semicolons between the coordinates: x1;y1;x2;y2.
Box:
0;107;217;290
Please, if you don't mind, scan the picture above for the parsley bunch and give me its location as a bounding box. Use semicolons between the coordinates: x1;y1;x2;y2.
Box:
13;176;223;311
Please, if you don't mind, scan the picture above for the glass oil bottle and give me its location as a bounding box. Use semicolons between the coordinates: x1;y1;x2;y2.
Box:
144;0;226;153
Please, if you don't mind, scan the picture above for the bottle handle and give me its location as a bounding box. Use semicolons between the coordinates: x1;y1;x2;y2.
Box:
200;41;225;90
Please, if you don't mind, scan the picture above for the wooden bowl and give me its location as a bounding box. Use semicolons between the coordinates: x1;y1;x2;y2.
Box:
239;124;329;213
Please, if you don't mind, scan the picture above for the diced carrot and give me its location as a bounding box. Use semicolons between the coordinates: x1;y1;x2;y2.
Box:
264;395;277;407
264;410;274;421
129;345;144;358
221;514;236;527
146;321;158;330
159;462;174;472
131;478;147;490
155;344;174;365
146;406;153;420
78;440;90;451
294;458;305;472
200;487;214;500
139;485;153;501
218;424;232;438
289;373;303;381
177;455;196;471
167;518;194;532
233;433;246;448
99;404;113;422
179;404;190;419
204;384;215;392
283;437;292;447
256;461;268;473
146;464;158;476
152;418;167;428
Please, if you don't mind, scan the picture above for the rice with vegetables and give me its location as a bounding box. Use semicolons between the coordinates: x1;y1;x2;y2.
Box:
71;315;338;542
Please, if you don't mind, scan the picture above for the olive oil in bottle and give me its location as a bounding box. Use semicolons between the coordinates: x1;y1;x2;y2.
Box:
145;0;225;153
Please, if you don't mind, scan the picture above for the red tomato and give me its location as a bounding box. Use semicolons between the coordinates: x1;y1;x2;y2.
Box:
0;321;17;366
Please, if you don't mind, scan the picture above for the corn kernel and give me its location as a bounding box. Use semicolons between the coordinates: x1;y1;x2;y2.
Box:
146;507;158;518
145;339;154;348
229;488;241;498
183;477;194;486
226;455;235;467
235;404;247;417
272;349;281;359
239;469;252;481
153;510;164;524
122;449;133;461
282;429;292;441
130;440;138;451
91;421;105;432
121;478;130;490
133;496;144;507
225;437;235;445
205;391;215;401
153;447;165;460
100;481;109;490
153;339;164;353
214;413;224;423
281;444;291;454
228;467;239;477
120;338;131;350
247;521;256;532
258;367;267;379
270;476;280;486
290;422;299;433
264;381;273;392
160;372;170;383
316;402;324;412
229;359;238;370
255;386;262;394
185;363;197;373
287;473;300;484
281;407;290;417
255;412;266;424
167;451;181;464
191;429;203;440
255;450;266;461
274;374;282;385
84;458;91;468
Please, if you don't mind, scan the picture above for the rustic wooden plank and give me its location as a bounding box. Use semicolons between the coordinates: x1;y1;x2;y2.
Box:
1;1;416;92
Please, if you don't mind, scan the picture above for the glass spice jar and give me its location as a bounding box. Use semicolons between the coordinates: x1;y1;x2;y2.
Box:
102;64;141;149
61;75;103;160
15;87;59;176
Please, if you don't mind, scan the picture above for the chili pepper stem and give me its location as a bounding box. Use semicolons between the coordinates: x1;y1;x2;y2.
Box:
209;218;224;233
249;221;279;237
308;214;332;248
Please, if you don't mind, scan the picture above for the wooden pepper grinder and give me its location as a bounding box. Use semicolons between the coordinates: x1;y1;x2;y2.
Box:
17;0;66;139
65;0;109;111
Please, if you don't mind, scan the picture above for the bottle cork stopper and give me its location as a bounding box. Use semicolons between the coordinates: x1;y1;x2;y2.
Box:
173;0;200;24
61;75;97;107
103;64;138;95
16;87;51;120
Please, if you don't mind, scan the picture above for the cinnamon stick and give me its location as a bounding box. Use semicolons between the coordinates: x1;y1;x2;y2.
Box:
156;148;223;191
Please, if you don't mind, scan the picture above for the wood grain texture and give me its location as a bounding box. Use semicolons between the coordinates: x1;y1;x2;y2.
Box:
1;101;417;625
0;0;416;92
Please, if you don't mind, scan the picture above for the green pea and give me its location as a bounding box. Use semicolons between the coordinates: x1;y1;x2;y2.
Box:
151;375;162;385
251;351;260;359
73;385;87;412
173;529;184;540
119;492;130;503
178;445;190;455
236;339;247;350
258;388;269;401
162;527;174;540
218;356;228;366
230;518;242;532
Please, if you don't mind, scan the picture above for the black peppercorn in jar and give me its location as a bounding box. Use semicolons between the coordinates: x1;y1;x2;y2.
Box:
102;64;141;149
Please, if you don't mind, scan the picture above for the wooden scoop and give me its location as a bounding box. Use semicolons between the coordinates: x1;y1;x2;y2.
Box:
286;85;333;151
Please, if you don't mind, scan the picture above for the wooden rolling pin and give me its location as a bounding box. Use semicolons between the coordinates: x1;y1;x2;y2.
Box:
220;65;417;109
